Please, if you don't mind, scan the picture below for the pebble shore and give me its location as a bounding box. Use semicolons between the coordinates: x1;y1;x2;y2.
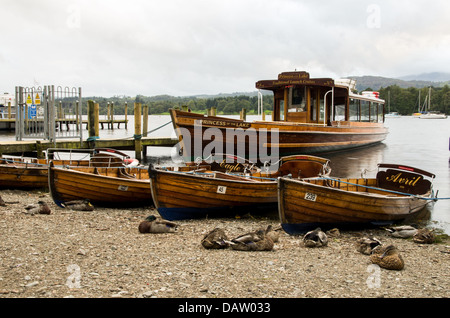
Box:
0;189;449;299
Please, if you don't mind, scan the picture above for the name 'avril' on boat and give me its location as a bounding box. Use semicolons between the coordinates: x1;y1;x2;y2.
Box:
170;70;389;163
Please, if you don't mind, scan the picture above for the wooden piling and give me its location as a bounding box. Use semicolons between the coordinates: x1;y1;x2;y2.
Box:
125;102;128;129
76;101;80;131
36;140;44;159
240;108;246;121
87;100;99;141
110;102;114;130
134;102;142;161
143;104;149;137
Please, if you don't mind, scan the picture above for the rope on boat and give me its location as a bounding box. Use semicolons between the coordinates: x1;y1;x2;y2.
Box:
318;176;450;201
114;120;173;141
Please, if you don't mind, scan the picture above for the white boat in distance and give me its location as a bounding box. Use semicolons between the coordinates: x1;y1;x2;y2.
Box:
419;112;447;119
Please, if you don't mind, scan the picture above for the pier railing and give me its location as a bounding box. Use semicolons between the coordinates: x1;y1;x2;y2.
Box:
15;85;83;143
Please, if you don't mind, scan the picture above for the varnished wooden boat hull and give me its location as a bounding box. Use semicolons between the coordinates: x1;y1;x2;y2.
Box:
170;109;389;162
278;177;432;234
149;169;278;220
0;160;99;189
0;149;131;189
49;165;153;207
0;165;49;189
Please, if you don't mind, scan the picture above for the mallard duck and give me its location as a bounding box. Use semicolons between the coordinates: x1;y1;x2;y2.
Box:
370;245;404;270
385;225;418;238
265;225;282;243
229;225;274;251
303;228;328;248
24;201;51;215
61;199;94;211
412;228;435;244
326;228;341;238
356;236;382;255
201;228;230;249
138;215;178;233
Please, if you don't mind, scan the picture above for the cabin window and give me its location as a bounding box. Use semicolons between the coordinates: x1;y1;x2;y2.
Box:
279;100;285;120
319;98;325;122
334;104;346;121
349;98;360;121
310;93;317;121
370;102;377;122
361;100;370;122
377;103;384;122
289;87;306;112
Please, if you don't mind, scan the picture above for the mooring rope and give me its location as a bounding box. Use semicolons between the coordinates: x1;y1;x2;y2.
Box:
114;120;173;141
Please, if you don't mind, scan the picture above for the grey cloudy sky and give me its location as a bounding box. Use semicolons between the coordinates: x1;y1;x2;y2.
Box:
1;0;450;97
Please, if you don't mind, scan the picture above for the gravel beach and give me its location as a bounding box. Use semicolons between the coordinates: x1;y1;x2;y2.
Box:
0;189;449;299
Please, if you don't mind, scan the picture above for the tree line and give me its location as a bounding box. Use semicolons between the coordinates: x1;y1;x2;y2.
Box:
82;94;274;116
377;85;449;115
81;84;449;116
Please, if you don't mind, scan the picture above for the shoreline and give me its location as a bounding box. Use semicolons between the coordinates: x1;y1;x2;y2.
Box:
0;189;449;299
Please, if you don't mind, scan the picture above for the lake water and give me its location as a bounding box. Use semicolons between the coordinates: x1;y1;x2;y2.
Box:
1;114;449;234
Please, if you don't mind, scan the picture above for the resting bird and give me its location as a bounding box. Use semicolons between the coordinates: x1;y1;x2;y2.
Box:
24;201;51;215
412;228;435;244
61;199;94;211
303;228;328;248
201;228;230;249
265;225;282;243
385;225;418;239
356;236;382;255
370;245;404;270
229;225;274;251
138;215;178;233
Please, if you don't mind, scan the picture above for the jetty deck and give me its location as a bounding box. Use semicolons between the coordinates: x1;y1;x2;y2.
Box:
0;136;178;159
0;118;129;130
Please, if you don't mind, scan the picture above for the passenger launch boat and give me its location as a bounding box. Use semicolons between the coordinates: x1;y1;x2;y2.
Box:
170;71;389;163
278;163;436;234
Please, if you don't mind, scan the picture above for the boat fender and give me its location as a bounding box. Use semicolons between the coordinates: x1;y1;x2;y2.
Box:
124;158;139;167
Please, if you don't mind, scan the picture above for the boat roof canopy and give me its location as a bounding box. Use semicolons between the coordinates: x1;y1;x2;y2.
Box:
256;71;334;90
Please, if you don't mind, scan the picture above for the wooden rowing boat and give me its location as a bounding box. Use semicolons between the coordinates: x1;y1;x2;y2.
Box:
170;71;388;163
278;164;436;234
49;163;153;207
0;148;132;190
149;155;331;220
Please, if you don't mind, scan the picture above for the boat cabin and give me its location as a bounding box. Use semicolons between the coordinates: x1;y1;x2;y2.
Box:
256;71;385;126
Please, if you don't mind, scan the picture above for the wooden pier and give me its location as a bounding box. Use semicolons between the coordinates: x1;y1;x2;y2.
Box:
0;118;129;130
0;136;178;159
0;101;179;160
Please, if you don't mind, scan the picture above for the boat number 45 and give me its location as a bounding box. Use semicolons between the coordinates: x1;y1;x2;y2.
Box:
304;192;317;202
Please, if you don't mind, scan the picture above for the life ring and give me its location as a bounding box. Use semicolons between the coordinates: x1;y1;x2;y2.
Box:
123;158;139;167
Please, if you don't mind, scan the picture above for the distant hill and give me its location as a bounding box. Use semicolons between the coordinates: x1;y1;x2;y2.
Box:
397;72;450;82
346;75;450;91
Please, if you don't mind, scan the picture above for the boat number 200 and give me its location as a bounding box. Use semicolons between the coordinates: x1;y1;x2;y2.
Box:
304;192;317;202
